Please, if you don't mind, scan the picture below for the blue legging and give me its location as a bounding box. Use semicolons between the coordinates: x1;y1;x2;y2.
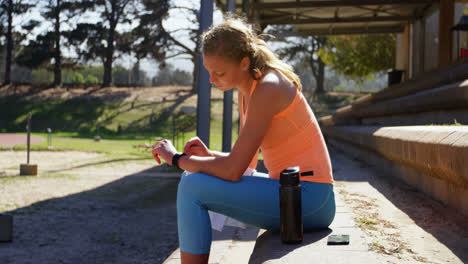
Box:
177;171;336;254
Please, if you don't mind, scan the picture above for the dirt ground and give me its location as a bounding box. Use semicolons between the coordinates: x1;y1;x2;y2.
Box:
0;151;181;264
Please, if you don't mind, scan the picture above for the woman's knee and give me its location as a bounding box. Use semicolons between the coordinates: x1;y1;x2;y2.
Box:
177;172;210;200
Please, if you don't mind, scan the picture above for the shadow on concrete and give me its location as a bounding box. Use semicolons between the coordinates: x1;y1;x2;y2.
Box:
248;228;332;263
42;156;151;174
0;165;181;264
329;146;468;263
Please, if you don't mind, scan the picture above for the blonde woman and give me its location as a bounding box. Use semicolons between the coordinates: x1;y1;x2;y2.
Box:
153;16;335;264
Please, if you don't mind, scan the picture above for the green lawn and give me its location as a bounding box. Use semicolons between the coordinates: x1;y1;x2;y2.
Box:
0;86;359;158
5;117;239;157
0;86;241;156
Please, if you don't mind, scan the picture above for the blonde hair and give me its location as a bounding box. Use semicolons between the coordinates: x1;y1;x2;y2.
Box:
201;15;302;90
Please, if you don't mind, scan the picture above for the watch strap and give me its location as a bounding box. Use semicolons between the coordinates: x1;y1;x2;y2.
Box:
172;152;186;169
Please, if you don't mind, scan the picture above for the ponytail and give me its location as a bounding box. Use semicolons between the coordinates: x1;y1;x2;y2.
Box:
201;15;302;90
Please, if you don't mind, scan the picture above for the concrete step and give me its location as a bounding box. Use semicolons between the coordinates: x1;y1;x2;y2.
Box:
163;226;259;264
247;195;380;264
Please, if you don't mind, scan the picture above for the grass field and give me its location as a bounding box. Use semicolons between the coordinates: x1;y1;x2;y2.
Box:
0;85;359;156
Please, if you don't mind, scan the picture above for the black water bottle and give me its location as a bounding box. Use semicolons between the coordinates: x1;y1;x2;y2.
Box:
280;166;303;244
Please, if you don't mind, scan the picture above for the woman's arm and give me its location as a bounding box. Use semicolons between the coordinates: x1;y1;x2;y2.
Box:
183;137;229;157
153;73;295;181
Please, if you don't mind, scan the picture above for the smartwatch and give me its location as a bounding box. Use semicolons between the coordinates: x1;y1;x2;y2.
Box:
172;152;187;169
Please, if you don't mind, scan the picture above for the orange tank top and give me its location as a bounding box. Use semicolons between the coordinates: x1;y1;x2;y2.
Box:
240;79;333;184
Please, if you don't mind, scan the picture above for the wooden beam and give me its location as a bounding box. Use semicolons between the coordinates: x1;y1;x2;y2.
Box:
261;15;416;25
254;0;438;9
296;25;405;35
438;0;454;66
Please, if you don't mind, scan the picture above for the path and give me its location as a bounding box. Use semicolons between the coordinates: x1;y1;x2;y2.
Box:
0;133;45;146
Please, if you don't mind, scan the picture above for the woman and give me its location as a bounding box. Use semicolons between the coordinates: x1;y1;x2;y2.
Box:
152;16;335;264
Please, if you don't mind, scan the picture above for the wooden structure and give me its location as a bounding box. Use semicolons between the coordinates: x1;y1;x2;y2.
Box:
198;0;468;149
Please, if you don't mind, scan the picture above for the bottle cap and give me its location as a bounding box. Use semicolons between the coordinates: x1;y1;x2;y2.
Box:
280;166;300;185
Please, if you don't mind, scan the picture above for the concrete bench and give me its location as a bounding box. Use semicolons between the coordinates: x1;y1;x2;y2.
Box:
321;125;468;216
163;193;380;264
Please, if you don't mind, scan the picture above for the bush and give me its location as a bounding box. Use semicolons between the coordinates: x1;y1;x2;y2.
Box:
70;72;85;84
85;75;100;85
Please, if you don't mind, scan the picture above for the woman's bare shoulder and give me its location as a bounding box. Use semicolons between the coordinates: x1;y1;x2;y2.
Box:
253;70;296;108
259;70;295;91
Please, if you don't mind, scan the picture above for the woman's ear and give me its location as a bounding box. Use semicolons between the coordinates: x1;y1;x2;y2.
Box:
240;57;250;72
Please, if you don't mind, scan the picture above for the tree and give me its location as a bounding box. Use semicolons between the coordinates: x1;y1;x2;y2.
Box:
276;36;327;94
66;0;134;88
318;34;395;83
66;0;169;88
40;0;89;86
267;25;327;94
0;0;35;85
152;63;192;86
43;0;64;86
131;0;170;75
15;1;85;86
156;2;201;91
15;32;54;69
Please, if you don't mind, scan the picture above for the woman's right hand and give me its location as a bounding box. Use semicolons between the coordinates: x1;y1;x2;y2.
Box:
183;137;212;157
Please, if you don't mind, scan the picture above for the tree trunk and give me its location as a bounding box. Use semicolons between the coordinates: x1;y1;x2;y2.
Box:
102;3;117;88
4;0;13;85
53;0;62;87
315;57;325;94
192;53;199;92
102;28;115;87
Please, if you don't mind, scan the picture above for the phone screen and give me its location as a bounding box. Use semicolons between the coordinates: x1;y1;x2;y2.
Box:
327;234;350;245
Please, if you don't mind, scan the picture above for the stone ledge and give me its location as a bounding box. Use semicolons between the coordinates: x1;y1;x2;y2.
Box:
322;125;468;216
319;79;468;126
348;80;468;118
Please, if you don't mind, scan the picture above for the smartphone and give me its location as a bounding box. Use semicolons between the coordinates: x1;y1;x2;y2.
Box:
327;234;349;245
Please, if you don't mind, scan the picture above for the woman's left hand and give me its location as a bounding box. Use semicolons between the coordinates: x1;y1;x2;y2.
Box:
152;139;178;165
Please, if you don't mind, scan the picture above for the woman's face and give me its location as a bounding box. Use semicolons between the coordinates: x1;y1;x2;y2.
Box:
203;54;249;91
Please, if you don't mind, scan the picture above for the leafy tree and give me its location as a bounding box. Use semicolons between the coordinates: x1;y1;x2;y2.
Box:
152;63;192;86
39;0;66;86
112;64;149;86
35;0;91;86
65;0;132;87
130;0;170;74
66;0;169;88
156;2;200;91
85;74;99;84
267;25;327;94
32;68;53;83
171;69;192;86
15;32;54;69
276;35;327;94
0;0;36;85
70;71;84;84
318;34;395;83
152;64;174;86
